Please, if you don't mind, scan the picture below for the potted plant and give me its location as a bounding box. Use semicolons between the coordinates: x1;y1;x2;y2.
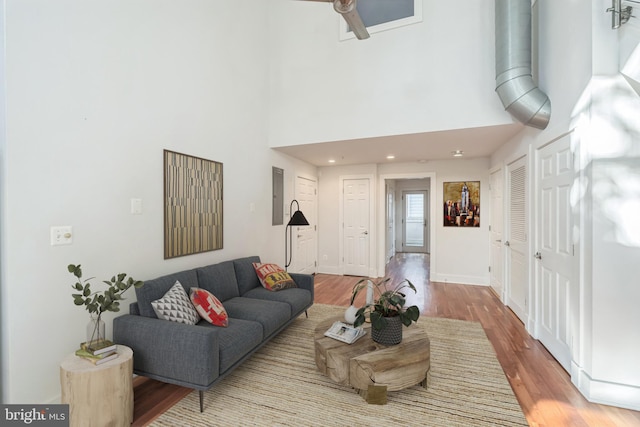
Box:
350;277;420;345
69;264;144;347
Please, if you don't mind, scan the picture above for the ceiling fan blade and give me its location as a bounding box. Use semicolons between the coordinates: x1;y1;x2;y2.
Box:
333;0;370;40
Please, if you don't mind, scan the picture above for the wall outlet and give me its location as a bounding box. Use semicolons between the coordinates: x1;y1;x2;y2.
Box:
51;226;73;246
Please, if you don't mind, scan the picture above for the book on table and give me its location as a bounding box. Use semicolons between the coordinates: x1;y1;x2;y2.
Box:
75;348;119;365
324;321;367;344
80;339;117;355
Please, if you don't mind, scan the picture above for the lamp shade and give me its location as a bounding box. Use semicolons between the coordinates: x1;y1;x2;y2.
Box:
288;210;309;226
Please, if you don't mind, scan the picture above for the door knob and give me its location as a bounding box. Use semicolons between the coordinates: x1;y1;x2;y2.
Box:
534;252;542;260
363;231;369;235
504;241;510;247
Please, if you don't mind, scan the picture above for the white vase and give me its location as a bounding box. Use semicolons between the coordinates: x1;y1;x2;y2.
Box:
344;305;359;324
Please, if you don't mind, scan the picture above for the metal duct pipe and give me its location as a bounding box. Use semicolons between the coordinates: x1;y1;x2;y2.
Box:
495;0;551;129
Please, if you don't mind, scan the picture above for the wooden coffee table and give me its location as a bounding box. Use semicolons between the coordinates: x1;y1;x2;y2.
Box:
314;316;430;404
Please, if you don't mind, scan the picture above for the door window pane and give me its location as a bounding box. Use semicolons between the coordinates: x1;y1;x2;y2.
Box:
405;193;424;247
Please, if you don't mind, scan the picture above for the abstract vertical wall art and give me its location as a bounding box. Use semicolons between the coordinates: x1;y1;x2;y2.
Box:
443;181;480;227
164;150;223;258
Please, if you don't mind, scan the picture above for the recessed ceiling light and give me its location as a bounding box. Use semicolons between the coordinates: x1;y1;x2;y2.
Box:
386;155;395;160
328;159;336;163
452;150;464;157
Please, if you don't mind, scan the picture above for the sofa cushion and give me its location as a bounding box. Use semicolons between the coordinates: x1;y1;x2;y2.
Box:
136;269;198;318
223;297;291;337
190;288;228;327
233;256;262;295
242;287;312;317
253;263;297;291
202;317;263;374
151;281;200;325
196;261;240;302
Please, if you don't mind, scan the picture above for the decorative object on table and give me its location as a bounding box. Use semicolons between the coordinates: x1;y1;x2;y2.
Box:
351;277;420;345
69;264;144;350
323;320;366;344
344;280;375;323
443;180;480;227
344;304;359;324
74;347;119;365
80;338;117;355
164;150;223;259
284;199;309;271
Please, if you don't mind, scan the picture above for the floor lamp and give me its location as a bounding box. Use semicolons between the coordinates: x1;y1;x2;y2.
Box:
285;200;309;271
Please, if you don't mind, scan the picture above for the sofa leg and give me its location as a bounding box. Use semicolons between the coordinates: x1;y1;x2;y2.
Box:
305;310;308;318
199;390;204;412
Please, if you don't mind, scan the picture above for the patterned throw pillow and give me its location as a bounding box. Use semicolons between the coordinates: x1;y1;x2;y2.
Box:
151;281;200;325
190;288;229;327
252;263;298;292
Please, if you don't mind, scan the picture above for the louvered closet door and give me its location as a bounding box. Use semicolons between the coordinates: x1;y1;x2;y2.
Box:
506;157;528;324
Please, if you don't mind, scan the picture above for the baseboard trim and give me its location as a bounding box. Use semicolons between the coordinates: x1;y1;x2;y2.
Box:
431;273;488;286
572;364;640;411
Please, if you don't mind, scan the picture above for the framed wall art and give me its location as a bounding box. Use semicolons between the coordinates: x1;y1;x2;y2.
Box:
164;150;223;258
443;181;480;227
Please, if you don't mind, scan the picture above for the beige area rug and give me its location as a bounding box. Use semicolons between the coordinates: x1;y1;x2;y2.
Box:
151;304;528;427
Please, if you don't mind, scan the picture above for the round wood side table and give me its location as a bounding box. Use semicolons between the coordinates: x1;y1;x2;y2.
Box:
60;345;133;427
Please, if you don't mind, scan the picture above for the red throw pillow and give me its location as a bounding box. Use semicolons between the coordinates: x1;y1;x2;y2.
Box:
189;288;228;327
252;263;298;291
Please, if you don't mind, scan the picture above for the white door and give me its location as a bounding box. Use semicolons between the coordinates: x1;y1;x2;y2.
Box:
386;182;396;260
402;191;427;253
535;136;573;372
294;176;317;274
506;157;528;323
343;178;370;276
490;168;504;301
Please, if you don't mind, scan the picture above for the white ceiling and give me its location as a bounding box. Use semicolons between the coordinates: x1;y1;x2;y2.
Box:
273;123;524;167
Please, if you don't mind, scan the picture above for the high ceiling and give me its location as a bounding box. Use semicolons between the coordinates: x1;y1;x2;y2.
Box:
273;123;524;167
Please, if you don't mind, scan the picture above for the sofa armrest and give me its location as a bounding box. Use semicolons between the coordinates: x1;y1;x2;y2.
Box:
289;273;314;303
113;315;220;388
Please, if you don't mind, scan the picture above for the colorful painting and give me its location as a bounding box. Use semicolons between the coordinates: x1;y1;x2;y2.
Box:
443;181;480;227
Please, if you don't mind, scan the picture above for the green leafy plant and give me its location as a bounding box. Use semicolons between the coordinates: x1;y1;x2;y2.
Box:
350;277;420;331
69;264;144;316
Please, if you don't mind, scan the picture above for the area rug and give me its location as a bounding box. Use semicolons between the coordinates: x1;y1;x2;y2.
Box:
151;304;528;427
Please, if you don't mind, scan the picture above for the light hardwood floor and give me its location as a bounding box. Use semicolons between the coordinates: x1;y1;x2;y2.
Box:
132;253;640;426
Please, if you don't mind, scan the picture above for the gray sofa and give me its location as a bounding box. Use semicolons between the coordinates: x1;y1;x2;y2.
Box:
113;255;314;411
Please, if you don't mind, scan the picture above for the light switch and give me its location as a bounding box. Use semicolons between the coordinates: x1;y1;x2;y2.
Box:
51;226;73;246
131;198;143;215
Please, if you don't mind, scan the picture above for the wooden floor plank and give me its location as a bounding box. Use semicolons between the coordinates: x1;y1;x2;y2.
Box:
131;253;640;426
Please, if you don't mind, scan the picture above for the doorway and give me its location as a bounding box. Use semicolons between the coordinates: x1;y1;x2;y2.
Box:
535;135;574;372
292;176;317;274
402;190;427;253
342;177;372;277
377;173;436;278
490;168;504;301
506;156;528;324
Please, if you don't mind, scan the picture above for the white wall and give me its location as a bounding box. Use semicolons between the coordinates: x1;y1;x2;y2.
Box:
0;0;315;404
268;0;513;147
577;75;640;407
